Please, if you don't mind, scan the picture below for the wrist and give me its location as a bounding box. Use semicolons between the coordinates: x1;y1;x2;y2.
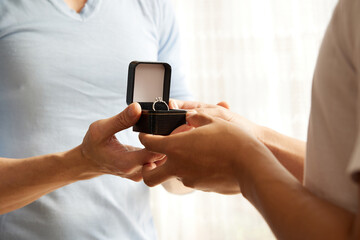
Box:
233;139;276;201
255;125;281;156
58;146;102;181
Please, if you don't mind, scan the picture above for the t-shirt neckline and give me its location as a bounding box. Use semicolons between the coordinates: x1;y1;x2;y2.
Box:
48;0;102;21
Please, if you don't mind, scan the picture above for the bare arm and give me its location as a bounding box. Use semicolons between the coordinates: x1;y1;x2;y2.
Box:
259;126;305;182
171;99;306;182
0;103;160;214
0;147;98;214
140;112;360;239
238;142;358;240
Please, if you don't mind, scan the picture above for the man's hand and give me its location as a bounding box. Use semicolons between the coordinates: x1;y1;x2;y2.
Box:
81;103;162;182
139;111;267;194
0;103;163;214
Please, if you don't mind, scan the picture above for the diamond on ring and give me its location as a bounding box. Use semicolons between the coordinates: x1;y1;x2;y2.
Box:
152;97;169;111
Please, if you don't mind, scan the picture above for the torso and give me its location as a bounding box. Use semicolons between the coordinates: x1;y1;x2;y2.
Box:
0;0;187;239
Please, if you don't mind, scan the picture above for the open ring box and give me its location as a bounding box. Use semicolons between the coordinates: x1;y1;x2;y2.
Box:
126;61;187;135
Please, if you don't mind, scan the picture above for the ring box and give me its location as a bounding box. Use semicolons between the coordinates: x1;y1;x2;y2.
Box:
126;61;187;135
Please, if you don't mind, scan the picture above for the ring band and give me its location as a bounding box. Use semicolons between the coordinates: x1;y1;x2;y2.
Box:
152;97;169;111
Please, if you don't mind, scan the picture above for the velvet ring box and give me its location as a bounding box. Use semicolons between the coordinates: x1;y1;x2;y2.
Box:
126;61;187;135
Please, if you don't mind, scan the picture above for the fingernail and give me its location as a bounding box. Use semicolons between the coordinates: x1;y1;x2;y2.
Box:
172;101;179;109
156;154;166;160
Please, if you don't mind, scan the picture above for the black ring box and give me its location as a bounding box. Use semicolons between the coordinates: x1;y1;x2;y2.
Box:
126;61;187;135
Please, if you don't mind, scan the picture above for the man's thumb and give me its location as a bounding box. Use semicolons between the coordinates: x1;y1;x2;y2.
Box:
100;103;142;138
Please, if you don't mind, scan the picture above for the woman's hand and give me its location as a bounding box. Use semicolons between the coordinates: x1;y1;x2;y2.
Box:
139;111;270;194
81;103;163;181
169;99;263;142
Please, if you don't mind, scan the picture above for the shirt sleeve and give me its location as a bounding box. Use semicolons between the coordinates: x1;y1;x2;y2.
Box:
347;79;360;183
156;0;193;101
348;138;360;183
347;27;360;183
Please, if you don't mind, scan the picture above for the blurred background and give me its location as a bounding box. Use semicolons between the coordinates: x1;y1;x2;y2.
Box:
151;0;338;239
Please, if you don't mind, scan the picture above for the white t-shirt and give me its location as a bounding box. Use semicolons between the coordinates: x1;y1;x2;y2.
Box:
0;0;191;239
305;0;360;213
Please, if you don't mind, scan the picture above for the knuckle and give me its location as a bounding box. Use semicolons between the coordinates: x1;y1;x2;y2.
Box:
199;113;213;123
85;121;102;141
115;113;131;129
88;121;100;134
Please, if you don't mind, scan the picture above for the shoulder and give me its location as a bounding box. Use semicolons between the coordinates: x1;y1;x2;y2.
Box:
331;0;360;52
0;1;50;30
135;0;175;15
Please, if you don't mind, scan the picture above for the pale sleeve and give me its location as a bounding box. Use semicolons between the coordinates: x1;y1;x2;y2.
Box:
156;0;193;101
348;136;360;182
347;54;360;183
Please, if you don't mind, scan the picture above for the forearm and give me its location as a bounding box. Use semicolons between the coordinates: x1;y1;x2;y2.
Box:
258;126;306;182
237;145;357;240
0;103;158;214
0;146;100;214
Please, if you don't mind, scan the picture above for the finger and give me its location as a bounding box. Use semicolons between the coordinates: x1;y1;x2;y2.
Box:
153;157;167;167
170;99;218;110
142;164;173;187
138;133;169;153
122;148;164;166
171;124;194;135
194;107;232;122
141;157;166;172
186;112;214;128
99;103;142;139
169;99;179;109
143;162;157;170
217;101;230;109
